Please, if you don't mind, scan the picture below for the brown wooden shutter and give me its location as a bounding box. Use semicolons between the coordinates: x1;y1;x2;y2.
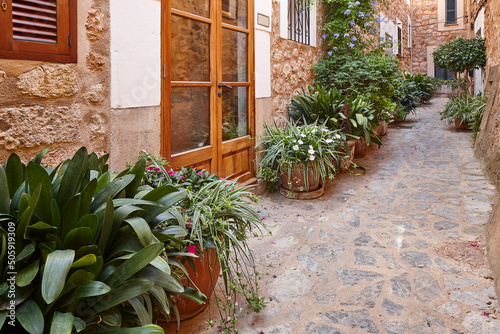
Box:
12;0;58;44
0;0;76;62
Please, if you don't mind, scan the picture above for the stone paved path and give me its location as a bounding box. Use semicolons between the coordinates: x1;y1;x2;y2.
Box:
173;98;499;333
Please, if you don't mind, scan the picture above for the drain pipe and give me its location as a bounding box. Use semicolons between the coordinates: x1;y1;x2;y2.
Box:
467;0;472;37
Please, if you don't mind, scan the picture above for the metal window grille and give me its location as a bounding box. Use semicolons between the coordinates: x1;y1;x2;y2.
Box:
288;0;310;45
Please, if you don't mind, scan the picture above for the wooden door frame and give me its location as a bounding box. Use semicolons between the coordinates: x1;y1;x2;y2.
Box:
161;0;255;180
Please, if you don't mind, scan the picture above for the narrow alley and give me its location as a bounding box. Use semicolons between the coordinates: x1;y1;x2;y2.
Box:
178;98;500;334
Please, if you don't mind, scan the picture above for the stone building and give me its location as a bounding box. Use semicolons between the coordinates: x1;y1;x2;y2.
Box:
474;0;500;301
0;0;494;178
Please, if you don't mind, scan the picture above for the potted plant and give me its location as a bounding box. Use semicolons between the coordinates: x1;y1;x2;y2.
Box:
287;85;357;169
139;158;267;332
439;94;488;131
0;147;201;333
256;119;343;196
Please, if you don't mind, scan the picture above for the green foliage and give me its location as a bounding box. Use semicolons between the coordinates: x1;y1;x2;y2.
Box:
393;75;422;115
288;86;382;147
318;0;388;54
313;52;400;116
440;94;488;138
432;37;486;74
256;119;344;190
137;154;267;332
432;37;486;94
404;73;437;103
0;147;199;333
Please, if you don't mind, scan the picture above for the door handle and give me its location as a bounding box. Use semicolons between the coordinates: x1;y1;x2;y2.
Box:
218;83;233;89
1;0;7;11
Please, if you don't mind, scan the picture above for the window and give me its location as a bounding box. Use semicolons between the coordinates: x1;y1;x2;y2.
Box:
445;0;457;24
0;0;77;62
435;65;453;80
288;0;310;45
397;26;402;56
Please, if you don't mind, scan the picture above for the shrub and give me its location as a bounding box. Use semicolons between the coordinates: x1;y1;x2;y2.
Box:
0;147;198;333
313;52;400;117
439;94;488;137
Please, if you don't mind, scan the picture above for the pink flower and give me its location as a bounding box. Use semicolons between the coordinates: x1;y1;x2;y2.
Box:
481;311;490;317
187;245;196;254
219;177;225;180
470;243;479;247
187;219;192;226
272;213;277;216
270;241;276;244
198;171;204;175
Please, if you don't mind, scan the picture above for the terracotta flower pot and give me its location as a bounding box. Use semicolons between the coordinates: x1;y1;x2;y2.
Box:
354;137;367;158
339;140;356;172
281;162;320;192
454;117;470;130
376;120;388;136
175;247;221;321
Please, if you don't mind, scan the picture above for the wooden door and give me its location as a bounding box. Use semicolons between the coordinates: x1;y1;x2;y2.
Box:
162;0;254;183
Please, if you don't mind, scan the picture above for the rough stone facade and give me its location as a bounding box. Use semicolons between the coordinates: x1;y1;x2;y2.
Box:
411;0;468;75
474;1;500;300
377;0;412;71
483;0;500;75
0;0;111;166
269;0;325;123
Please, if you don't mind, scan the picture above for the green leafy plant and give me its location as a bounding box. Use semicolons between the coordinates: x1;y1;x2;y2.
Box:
139;157;267;333
404;73;437;103
393;76;422;115
432;37;486;95
256;119;344;190
313;52;400;117
315;0;389;55
439;94;488;136
0;147;202;333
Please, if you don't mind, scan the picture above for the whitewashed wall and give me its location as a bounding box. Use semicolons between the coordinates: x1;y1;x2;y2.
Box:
110;0;161;108
255;0;272;98
474;8;485;94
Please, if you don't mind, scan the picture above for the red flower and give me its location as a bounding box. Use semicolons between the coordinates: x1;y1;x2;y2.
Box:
187;245;196;254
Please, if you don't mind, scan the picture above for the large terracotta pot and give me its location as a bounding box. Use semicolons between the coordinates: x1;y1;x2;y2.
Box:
375;120;388;136
281;162;320;192
354;137;367;158
339;140;356;172
175;247;221;321
454;117;470;130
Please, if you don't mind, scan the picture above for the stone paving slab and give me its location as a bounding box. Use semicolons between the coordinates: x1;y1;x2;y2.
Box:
170;98;499;333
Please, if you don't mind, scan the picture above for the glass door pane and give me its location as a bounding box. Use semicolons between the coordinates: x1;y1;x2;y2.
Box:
222;87;248;140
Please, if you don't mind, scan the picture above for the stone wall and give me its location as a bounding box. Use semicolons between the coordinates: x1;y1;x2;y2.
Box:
0;0;110;166
378;0;412;71
411;0;468;75
269;0;325;123
484;0;500;76
474;1;500;300
475;64;500;300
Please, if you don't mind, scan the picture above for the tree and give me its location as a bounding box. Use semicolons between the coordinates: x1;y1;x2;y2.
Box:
432;37;486;95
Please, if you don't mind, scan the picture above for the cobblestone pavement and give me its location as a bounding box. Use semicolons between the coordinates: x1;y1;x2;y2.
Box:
173;98;499;333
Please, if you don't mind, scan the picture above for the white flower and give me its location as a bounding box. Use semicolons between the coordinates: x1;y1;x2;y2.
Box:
308;149;315;154
321;128;328;132
325;139;333;143
298;140;303;144
293;139;297;143
312;129;317;133
309;155;315;161
300;134;306;138
309;145;313;149
292;145;299;151
334;134;342;139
